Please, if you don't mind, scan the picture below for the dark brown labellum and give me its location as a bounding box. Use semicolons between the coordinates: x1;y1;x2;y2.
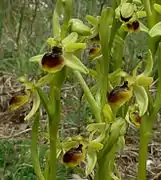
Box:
41;52;64;68
127;20;140;31
52;46;62;55
9;96;19;105
63;144;83;164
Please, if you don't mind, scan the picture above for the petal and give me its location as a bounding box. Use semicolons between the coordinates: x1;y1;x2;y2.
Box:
24;91;40;121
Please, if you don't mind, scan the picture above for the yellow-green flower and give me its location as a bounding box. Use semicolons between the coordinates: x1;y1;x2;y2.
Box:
62;144;84;167
41;46;65;73
108;81;132;108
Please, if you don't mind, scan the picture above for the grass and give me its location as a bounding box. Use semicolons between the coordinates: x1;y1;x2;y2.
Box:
0;139;70;180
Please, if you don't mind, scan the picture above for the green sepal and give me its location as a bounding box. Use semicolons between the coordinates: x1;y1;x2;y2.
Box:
65;43;86;52
64;53;88;74
29;54;44;63
135;74;153;86
133;86;148;116
85;15;99;26
143;50;153;76
62;32;78;46
120;3;134;19
136;11;147;18
102;104;114;122
88;141;103;151
69;18;91;36
86;151;97;176
37;73;55;86
149;22;161;37
154;3;161;14
25;91;40;121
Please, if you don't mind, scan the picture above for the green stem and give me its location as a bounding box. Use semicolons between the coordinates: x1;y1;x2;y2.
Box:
74;71;101;122
137;115;154;180
31;112;45;180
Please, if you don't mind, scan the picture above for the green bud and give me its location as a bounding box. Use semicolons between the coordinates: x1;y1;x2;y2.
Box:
69;18;91;36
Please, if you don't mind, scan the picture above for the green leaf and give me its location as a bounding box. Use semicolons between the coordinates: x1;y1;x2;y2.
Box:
29;54;44;63
154;3;161;14
86;151;97;176
133;86;148;116
25;91;40;121
64;53;88;74
85;15;99;26
62;32;78;46
149;22;161;37
65;43;86;52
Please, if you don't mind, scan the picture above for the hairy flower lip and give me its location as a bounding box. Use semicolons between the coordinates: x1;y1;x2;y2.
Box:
63;144;83;165
130;112;141;126
89;47;100;56
108;81;132;106
127;20;140;32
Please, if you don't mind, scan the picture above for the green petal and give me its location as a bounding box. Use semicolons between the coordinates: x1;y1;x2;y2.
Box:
86;151;97;176
64;53;88;74
149;22;161;37
154;3;161;14
136;74;153;86
65;43;86;52
62;32;78;46
29;54;44;63
136;11;147;18
24;91;40;121
134;86;148;116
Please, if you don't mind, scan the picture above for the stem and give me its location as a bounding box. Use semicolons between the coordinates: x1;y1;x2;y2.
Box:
31;112;45;180
137;115;154;180
74;71;101;122
48;91;60;180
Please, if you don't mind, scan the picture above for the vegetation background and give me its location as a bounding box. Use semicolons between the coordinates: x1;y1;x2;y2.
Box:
0;0;160;180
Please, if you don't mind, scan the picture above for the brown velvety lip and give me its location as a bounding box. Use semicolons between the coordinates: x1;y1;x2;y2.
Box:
127;20;140;31
41;53;64;68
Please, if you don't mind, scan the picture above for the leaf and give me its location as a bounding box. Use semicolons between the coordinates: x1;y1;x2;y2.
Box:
64;53;88;74
133;86;148;116
62;32;78;46
149;22;161;37
25;91;40;121
86;151;97;176
154;3;161;14
29;54;44;63
65;43;86;52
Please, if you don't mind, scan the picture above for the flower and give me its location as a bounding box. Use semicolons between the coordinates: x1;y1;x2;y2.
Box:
41;46;65;73
63;144;84;167
126;20;140;32
108;81;132;108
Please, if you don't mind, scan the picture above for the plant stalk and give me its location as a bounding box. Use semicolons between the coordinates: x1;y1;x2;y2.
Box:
31;111;45;180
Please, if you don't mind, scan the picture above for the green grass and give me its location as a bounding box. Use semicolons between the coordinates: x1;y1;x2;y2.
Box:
0;140;70;180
